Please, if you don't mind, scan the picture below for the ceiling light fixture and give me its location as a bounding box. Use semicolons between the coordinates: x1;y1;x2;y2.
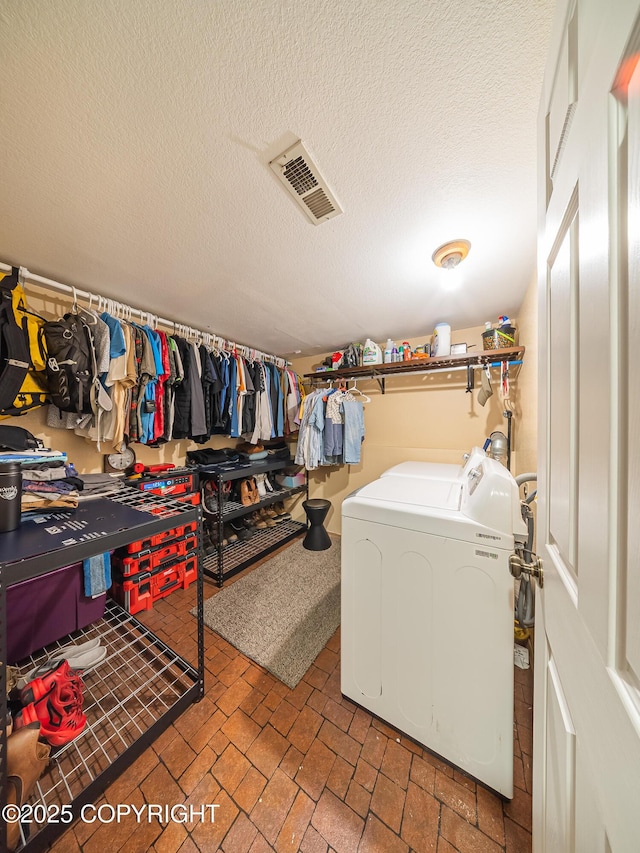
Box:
432;239;471;270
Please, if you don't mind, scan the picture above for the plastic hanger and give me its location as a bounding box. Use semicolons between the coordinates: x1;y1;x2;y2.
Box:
348;380;371;403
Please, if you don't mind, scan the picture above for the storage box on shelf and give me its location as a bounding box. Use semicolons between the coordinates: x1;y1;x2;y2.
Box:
0;487;204;853
110;518;199;615
125;467;201;506
195;457;308;586
107;470;202;615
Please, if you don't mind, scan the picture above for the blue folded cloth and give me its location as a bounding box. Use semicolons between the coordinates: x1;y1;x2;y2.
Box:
83;552;111;598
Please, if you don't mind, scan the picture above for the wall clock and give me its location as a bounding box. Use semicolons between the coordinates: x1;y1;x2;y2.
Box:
103;444;136;474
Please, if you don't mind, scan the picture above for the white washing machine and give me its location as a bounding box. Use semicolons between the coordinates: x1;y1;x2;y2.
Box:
380;445;487;481
341;457;526;798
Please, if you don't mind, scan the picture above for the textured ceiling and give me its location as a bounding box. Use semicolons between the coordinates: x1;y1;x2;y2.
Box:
0;0;555;357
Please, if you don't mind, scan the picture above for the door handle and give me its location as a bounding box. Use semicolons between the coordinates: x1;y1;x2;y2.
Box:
509;553;544;588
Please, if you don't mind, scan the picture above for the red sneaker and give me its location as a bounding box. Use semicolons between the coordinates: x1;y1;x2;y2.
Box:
15;700;87;747
20;660;84;706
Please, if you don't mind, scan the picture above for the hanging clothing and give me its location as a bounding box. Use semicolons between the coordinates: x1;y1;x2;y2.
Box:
151;330;170;443
241;359;257;437
172;336;192;439
343;399;365;464
295;389;327;470
110;322;137;451
295;388;365;469
139;327;163;444
162;336;184;442
211;353;230;434
187;342;207;439
98;314;128;446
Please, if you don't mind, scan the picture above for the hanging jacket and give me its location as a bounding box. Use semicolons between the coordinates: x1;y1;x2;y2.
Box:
211;354;230;435
161;336;182;442
241;359;257;437
193;344;217;443
172;336;192;439
187;343;207;439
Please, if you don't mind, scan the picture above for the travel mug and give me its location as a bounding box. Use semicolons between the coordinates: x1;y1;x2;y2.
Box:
0;461;22;532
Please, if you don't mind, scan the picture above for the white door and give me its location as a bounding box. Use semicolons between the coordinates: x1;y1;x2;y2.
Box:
535;2;640;851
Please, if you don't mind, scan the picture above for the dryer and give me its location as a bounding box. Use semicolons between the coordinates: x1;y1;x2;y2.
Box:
341;457;526;798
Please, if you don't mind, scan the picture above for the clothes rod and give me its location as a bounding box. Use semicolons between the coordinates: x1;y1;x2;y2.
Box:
10;264;289;367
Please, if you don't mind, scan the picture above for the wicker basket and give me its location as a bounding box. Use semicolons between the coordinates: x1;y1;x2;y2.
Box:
482;325;517;350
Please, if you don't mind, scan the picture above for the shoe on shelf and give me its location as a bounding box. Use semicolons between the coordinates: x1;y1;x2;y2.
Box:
273;501;292;522
230;520;252;542
20;660;84;706
206;525;229;548
15;696;87;747
247;511;267;529
258;508;276;528
20;642;106;688
5;722;51;850
255;474;267;499
224;524;238;543
240;479;254;507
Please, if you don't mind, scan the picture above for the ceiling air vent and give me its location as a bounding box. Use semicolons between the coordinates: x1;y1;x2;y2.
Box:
269;140;343;225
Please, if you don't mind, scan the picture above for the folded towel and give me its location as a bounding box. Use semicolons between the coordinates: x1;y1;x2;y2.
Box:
83;552;111;598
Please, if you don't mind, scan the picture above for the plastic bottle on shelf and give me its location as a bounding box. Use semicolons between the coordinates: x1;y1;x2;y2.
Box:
432;323;451;357
402;341;411;361
391;344;399;362
363;338;383;365
384;339;394;364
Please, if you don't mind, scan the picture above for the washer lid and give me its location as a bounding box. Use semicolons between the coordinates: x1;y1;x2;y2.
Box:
346;476;463;511
381;447;486;481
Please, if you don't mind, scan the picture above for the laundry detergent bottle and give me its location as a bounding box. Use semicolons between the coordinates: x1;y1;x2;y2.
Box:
383;339;394;363
363;338;383;365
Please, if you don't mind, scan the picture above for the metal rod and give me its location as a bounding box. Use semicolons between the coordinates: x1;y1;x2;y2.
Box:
13;264;289;367
504;409;513;471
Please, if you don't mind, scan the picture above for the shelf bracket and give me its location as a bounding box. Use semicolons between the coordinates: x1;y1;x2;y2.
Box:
376;376;386;394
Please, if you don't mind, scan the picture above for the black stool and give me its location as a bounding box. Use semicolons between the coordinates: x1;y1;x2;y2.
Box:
302;499;332;551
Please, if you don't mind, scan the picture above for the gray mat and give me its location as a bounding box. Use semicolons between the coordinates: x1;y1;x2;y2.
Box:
195;538;341;688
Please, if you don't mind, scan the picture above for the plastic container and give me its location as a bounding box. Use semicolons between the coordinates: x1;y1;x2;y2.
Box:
432;323;451;357
482;325;517;350
402;341;411;361
383;339;394;364
363;338;383;365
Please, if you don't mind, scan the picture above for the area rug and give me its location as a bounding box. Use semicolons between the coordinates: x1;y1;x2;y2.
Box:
195;537;340;688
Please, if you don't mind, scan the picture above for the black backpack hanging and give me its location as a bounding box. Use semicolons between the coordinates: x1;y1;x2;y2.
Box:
42;313;97;413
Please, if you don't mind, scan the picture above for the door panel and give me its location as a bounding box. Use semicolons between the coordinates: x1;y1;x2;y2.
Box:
536;3;640;851
544;659;575;853
575;750;607;853
547;201;578;578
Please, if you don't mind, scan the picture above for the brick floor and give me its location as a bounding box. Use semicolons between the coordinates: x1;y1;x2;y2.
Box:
46;543;534;852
